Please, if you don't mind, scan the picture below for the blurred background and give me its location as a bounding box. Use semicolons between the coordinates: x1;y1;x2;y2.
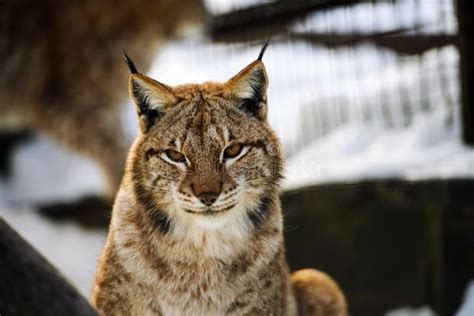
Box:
1;0;474;315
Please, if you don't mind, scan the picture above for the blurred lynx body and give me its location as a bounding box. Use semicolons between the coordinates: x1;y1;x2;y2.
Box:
0;0;205;195
92;45;347;315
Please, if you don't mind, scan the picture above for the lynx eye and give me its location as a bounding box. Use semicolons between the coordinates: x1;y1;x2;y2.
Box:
164;149;186;163
223;143;243;159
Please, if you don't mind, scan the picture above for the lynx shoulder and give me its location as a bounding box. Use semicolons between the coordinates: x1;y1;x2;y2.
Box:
92;42;347;316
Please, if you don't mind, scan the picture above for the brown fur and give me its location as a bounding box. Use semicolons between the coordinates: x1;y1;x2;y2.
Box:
92;50;347;315
0;0;206;196
291;269;347;316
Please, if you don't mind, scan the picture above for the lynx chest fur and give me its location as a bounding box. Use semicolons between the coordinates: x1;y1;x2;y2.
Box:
92;43;347;316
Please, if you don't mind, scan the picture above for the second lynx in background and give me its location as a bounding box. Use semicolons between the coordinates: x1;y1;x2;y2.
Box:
0;0;206;197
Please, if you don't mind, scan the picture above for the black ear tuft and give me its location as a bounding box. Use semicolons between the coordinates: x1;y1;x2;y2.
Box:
122;50;138;74
257;37;271;61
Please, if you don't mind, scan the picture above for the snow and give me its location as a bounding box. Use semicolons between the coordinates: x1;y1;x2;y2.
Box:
206;0;457;34
283;105;474;190
458;280;474;316
2;134;106;205
385;306;435;316
204;0;273;15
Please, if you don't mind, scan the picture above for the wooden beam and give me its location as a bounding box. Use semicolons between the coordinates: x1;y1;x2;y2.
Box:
291;32;456;55
208;0;364;41
0;218;98;316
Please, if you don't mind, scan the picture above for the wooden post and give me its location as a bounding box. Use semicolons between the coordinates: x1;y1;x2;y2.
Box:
0;218;98;316
281;179;474;316
457;0;474;145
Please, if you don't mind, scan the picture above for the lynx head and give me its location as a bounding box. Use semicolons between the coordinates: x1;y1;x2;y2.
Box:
124;40;283;236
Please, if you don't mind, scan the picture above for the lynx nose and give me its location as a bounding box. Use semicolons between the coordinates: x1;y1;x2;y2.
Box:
197;192;219;206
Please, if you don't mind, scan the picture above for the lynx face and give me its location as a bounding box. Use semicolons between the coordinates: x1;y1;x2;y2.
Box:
127;53;283;233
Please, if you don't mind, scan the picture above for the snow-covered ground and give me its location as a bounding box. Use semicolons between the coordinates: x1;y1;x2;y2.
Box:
284;105;474;189
1;0;473;314
1;134;106;205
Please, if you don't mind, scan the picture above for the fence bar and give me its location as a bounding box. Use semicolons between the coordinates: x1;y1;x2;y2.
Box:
457;0;474;145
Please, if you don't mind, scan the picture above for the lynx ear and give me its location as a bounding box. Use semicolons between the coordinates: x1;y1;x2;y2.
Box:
224;38;271;120
123;51;178;132
128;74;178;132
225;61;269;120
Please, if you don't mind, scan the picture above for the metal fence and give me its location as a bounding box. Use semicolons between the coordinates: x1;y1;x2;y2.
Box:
151;0;459;156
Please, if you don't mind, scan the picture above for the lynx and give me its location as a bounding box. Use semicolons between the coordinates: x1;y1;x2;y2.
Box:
0;0;205;196
91;41;347;316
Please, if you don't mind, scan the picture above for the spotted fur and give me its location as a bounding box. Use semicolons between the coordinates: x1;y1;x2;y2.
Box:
92;51;347;316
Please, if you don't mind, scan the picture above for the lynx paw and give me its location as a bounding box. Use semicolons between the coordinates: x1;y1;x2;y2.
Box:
291;269;347;316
